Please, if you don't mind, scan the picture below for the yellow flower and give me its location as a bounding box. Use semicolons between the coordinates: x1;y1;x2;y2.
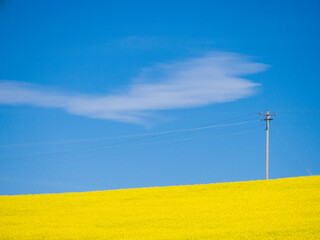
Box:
1;176;319;239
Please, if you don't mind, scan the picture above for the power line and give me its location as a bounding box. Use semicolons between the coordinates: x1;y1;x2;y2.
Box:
3;120;257;161
0;129;261;171
277;109;320;114
1;109;318;149
0;121;256;170
0;120;257;148
0;120;258;163
0;112;261;171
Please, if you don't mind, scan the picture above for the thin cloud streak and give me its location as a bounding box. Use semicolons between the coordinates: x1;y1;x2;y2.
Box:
0;52;268;124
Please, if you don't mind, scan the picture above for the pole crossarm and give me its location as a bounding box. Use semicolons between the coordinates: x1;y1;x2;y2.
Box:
259;113;277;116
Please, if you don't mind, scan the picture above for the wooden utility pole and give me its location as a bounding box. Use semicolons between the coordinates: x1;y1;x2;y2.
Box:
260;110;276;180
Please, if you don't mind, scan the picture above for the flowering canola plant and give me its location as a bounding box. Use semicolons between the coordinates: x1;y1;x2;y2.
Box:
0;176;319;239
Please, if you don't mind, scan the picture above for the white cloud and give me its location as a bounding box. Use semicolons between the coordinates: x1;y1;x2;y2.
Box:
0;52;268;124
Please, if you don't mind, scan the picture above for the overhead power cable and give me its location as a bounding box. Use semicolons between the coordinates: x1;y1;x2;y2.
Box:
277;109;320;113
1;120;258;162
0;119;257;148
0;127;261;171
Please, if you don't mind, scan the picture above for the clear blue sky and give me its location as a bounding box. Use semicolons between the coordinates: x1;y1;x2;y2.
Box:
0;0;319;195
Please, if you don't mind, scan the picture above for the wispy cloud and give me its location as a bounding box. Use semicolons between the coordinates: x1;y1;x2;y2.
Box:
0;52;268;124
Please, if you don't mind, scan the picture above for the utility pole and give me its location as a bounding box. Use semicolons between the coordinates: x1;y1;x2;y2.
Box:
260;110;276;180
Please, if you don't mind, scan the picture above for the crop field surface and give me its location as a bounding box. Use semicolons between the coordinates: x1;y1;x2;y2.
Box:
0;176;319;239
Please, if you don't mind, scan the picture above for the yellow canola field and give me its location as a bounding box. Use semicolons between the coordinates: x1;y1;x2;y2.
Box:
0;176;319;239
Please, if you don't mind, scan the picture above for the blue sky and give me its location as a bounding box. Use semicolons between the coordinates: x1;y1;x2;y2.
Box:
0;0;319;195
